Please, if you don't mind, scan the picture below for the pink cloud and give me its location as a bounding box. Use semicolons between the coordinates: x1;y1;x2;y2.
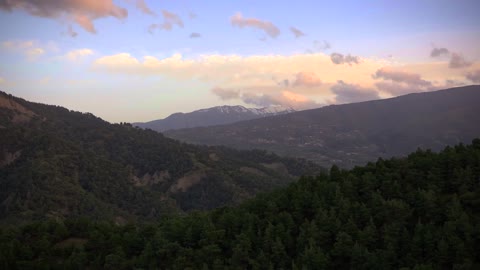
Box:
230;12;280;38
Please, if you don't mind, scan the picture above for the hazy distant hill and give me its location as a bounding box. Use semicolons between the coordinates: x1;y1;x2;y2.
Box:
133;105;295;132
0;91;320;223
166;85;480;168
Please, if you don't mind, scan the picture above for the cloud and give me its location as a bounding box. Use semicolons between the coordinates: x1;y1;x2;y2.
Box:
211;87;240;100
293;72;322;87
241;91;317;109
189;12;197;19
449;53;472;69
466;69;480;83
25;48;45;59
290;27;305;38
230;12;280;38
162;10;183;27
67;25;78;37
373;67;432;87
189;32;201;38
314;40;331;51
0;0;128;34
373;67;434;95
331;80;380;103
2;40;45;60
1;40;34;50
91;52;396;102
65;48;94;61
330;52;360;65
93;53;140;70
149;10;183;33
443;79;465;88
92;52;380;88
429;47;472;69
430;47;449;58
211;85;319;109
135;0;155;16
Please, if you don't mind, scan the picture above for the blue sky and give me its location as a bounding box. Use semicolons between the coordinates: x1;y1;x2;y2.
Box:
0;0;479;122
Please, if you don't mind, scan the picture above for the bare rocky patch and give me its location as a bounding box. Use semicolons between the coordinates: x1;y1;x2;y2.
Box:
169;170;206;193
240;166;268;177
0;150;21;167
0;95;36;123
131;170;170;187
261;162;289;175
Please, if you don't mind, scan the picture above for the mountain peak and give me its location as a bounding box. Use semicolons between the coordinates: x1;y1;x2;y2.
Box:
134;104;296;132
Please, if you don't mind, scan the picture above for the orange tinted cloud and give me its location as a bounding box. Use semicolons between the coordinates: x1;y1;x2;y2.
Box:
293;72;322;87
0;0;128;34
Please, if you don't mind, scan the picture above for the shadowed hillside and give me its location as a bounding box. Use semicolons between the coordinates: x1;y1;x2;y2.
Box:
0;91;321;223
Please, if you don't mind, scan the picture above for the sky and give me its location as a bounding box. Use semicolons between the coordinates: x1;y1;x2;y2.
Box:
0;0;479;123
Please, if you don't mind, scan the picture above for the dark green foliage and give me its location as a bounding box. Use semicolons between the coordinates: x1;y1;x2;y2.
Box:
1;139;479;269
0;91;322;222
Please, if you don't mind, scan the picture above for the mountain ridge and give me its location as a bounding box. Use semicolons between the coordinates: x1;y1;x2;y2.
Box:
166;85;480;168
134;104;295;132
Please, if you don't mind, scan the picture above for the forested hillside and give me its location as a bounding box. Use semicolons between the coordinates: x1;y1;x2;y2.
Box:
0;91;321;223
1;140;479;269
167;85;480;168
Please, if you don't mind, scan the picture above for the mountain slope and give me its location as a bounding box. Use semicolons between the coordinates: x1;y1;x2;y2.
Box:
134;105;295;132
0;91;320;223
166;85;480;168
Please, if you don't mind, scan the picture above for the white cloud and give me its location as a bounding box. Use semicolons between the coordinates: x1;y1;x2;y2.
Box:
65;48;94;61
25;48;45;60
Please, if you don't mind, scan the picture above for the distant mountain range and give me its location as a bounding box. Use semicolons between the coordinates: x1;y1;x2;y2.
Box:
0;92;319;223
133;105;295;132
166;85;480;168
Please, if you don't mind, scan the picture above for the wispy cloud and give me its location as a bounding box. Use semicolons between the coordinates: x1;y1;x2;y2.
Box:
25;48;45;60
149;10;183;33
373;67;434;95
64;48;94;61
290;27;305;38
189;32;201;38
0;0;128;34
241;91;318;109
373;67;432;87
449;53;471;69
134;0;155;16
466;69;480;83
211;87;240;100
331;80;380;103
66;25;78;37
430;47;472;69
1;40;45;60
230;12;280;38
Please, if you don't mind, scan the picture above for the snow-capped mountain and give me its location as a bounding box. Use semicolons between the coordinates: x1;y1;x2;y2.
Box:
133;105;295;132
